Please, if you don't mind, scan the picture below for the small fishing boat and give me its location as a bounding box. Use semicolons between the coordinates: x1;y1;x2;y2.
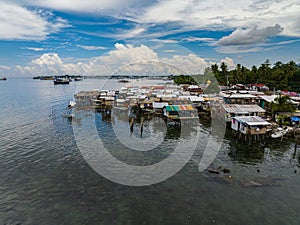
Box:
63;101;76;119
0;77;7;80
74;77;83;81
271;127;289;138
54;78;69;85
67;101;76;109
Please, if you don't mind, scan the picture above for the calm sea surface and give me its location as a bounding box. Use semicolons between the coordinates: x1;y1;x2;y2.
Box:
1;77;300;225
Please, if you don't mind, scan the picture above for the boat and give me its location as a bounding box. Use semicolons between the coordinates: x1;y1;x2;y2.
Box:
0;77;7;80
118;79;129;83
40;76;54;80
53;78;69;85
271;127;290;138
67;101;76;109
74;77;83;81
63;101;76;119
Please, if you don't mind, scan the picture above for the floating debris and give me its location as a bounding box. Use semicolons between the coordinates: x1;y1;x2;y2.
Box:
222;168;230;173
208;169;220;174
239;177;277;187
220;175;235;184
240;179;262;187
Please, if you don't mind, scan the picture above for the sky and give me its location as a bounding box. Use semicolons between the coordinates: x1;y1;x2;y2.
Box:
0;0;299;76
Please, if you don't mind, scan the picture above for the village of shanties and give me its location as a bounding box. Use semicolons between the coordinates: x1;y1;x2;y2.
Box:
65;60;300;144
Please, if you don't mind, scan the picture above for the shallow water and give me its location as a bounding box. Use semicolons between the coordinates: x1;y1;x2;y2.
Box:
0;77;300;225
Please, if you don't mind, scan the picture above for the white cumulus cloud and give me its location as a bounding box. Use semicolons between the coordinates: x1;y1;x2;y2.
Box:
220;57;236;70
16;43;235;76
18;53;91;75
89;43;159;75
161;54;208;75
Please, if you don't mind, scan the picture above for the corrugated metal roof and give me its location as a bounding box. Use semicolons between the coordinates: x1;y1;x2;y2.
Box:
223;94;258;98
259;95;277;103
260;95;299;104
223;104;265;113
189;96;204;102
233;116;270;126
156;94;177;98
153;102;169;109
166;105;195;111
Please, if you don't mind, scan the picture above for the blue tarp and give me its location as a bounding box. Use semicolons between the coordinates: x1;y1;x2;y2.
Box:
291;116;300;122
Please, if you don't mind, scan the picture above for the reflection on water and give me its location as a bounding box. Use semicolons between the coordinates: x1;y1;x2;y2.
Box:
0;77;300;225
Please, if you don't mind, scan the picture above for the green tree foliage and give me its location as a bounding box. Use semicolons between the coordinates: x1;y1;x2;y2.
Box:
173;70;221;94
210;60;299;90
270;94;296;120
289;70;300;92
173;75;197;85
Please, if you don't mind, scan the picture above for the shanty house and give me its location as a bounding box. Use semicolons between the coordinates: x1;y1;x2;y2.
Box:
163;105;198;120
231;116;271;135
223;93;260;105
223;104;266;123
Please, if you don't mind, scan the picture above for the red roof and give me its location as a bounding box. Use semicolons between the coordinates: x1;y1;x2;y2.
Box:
249;83;266;87
258;84;265;87
152;86;165;90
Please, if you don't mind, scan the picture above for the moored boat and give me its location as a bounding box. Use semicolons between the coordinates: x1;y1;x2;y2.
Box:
271;127;290;138
74;77;83;81
54;78;69;85
67;101;76;108
0;77;7;80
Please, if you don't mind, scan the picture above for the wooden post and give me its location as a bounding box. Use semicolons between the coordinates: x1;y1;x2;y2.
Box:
140;117;144;138
130;118;134;137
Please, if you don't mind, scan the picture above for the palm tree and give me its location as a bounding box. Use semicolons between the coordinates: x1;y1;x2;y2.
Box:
220;62;229;86
270;94;296;121
259;60;271;81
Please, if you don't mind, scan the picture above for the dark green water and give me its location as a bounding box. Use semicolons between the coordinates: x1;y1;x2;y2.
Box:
0;77;300;225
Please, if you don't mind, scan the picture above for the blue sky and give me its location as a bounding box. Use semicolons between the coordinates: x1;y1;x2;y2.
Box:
0;0;299;76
